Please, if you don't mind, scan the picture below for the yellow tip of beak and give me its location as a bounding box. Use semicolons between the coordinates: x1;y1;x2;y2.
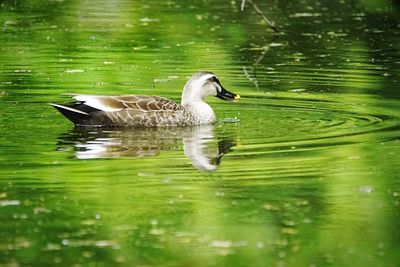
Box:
234;94;241;100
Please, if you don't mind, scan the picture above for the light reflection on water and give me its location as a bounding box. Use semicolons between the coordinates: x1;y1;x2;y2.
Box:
0;0;400;266
57;125;237;172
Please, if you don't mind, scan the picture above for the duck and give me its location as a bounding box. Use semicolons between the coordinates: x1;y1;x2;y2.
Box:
50;72;240;127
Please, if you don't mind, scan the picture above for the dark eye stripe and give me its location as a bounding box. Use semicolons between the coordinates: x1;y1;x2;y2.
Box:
208;76;221;86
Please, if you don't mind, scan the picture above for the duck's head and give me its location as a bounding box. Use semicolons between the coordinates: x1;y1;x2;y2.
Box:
181;72;240;106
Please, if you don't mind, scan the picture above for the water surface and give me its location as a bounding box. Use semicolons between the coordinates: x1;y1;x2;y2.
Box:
1;0;400;266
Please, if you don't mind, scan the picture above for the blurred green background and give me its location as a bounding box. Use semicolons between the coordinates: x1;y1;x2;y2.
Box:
1;0;400;266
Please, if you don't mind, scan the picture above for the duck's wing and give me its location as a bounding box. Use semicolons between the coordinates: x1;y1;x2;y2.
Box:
69;94;184;112
114;95;185;112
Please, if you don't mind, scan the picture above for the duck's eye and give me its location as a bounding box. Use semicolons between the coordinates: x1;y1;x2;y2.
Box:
209;76;219;83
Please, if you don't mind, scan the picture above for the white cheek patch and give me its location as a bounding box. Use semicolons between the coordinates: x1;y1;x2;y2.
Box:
191;75;214;92
198;75;221;97
215;83;222;93
198;74;216;88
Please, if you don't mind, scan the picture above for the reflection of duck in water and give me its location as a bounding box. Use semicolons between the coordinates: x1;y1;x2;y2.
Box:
57;125;236;172
51;72;240;127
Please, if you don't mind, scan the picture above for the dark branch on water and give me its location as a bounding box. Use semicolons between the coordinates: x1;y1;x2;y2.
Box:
240;0;281;88
241;0;280;34
242;35;278;90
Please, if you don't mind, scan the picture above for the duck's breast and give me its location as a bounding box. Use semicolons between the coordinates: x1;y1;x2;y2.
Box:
184;102;216;125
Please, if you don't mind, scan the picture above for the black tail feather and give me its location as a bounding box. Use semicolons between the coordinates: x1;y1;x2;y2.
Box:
50;103;115;126
50;103;92;125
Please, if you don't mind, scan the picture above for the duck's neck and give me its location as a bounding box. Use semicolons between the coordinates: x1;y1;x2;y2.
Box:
181;82;202;106
181;82;216;124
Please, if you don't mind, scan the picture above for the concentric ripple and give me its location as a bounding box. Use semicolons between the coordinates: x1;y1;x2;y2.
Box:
219;94;400;155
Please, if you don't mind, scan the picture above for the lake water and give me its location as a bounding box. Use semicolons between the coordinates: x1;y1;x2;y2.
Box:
1;0;400;266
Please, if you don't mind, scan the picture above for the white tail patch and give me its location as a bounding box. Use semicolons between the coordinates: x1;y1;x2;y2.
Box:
72;95;123;112
50;103;89;115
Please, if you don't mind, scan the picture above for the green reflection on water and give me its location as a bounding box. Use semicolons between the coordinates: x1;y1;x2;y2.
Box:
1;0;400;266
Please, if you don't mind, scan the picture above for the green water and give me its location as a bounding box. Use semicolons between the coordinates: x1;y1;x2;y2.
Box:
1;0;400;266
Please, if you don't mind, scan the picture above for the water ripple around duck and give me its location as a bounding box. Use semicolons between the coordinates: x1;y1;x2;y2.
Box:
216;94;400;178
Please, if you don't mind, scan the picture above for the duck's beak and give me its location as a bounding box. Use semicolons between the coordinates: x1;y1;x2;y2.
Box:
216;87;240;102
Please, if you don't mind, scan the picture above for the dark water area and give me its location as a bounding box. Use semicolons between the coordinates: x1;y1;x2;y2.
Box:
1;0;400;266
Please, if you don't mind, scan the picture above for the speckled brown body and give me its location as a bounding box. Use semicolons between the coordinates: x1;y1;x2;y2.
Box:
53;95;201;127
102;95;196;127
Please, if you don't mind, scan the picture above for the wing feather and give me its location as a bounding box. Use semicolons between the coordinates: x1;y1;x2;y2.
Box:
116;96;183;112
69;94;183;113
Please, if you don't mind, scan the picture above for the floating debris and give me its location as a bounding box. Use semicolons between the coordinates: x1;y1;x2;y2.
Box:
263;203;280;211
139;17;159;25
327;31;348;37
221;117;240;123
65;69;84;73
153;78;170;83
14;69;32;73
359;186;374;193
281;227;297;235
0;200;20;206
95;240;115;247
290;13;322;18
210;240;233;248
149;228;166;235
4;20;17;26
290;88;306;92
